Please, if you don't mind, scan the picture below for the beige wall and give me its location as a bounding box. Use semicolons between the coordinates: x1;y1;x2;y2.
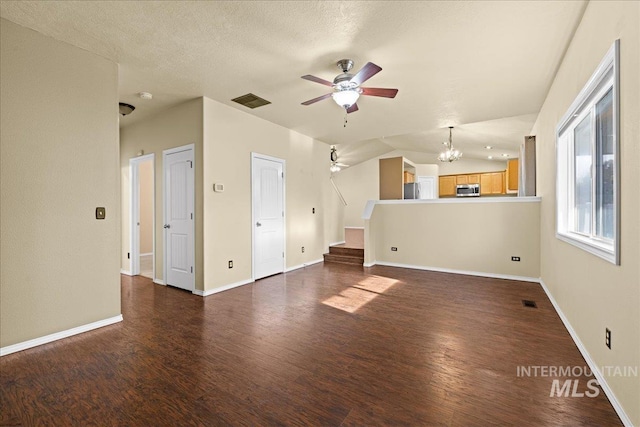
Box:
139;159;154;254
415;164;439;177
365;200;540;279
202;97;342;291
438;157;507;175
0;19;120;347
120;98;204;287
532;1;640;423
333;155;379;228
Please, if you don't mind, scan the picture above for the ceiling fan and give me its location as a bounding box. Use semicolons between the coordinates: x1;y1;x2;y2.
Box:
330;146;349;172
301;59;398;114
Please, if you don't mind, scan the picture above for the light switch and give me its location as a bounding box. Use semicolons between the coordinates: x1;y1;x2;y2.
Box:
96;207;106;220
213;183;224;192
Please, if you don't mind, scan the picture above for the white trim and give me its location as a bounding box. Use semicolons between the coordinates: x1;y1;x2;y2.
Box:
362;197;541;220
363;262;375;268
539;279;633;427
153;278;165;286
371;261;541;283
344;226;365;229
329;240;346;247
120;269;132;276
285;258;324;273
139;252;153;257
0;315;123;357
193;279;254;297
251;152;286;281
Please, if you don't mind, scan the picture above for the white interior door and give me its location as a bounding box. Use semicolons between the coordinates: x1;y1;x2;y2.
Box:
130;154;155;277
417;176;437;199
163;146;194;291
252;154;284;280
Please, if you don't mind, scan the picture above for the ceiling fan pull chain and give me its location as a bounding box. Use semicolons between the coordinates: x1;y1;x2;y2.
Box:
344;110;348;128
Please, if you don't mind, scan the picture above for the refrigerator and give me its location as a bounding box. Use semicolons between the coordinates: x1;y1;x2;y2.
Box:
404;183;420;199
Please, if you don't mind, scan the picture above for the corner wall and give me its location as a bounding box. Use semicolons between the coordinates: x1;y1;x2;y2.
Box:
532;1;640;424
202;97;343;291
0;19;121;347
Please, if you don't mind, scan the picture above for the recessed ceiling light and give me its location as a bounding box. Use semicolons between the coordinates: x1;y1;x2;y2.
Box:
485;146;493;149
488;156;493;159
502;153;509;157
139;92;153;100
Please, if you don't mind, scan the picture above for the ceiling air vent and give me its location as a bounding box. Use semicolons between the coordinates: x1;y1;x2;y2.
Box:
231;93;271;109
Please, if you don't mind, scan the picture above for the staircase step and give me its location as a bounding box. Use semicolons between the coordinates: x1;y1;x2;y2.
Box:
323;252;364;265
328;246;364;257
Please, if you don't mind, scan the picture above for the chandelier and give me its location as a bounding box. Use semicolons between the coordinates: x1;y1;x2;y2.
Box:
438;126;462;162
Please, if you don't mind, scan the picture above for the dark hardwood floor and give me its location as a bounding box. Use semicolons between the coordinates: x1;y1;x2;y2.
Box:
1;263;622;426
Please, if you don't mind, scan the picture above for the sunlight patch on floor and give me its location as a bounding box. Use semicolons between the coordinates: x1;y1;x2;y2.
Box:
322;276;399;313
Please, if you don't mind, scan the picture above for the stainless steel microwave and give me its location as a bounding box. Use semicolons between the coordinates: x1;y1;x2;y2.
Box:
456;183;480;197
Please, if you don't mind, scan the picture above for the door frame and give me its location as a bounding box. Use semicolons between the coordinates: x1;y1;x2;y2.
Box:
129;153;155;277
162;144;195;290
251;152;286;281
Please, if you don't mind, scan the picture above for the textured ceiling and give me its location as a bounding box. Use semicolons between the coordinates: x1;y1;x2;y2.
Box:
0;1;587;165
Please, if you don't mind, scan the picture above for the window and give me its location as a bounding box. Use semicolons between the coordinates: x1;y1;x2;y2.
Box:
556;40;620;265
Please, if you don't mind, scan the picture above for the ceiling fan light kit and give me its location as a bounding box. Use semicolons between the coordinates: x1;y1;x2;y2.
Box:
438;126;463;162
301;59;398;116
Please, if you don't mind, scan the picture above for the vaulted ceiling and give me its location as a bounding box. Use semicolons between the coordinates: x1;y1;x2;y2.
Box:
0;1;587;166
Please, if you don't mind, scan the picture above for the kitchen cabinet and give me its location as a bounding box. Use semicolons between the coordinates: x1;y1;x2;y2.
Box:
480;172;505;195
467;174;480;184
439;176;456;197
507;159;519;191
403;171;415;183
456;175;468;185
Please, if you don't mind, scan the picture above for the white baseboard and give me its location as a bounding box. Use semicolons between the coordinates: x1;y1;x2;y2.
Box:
153;278;165;285
363;262;375;267
329;240;346;247
539;279;633;427
372;261;541;283
285;258;324;273
0;315;123;357
120;269;132;276
193;278;254;297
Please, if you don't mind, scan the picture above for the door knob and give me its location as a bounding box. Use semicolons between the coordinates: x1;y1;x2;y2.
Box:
164;224;171;229
256;222;262;227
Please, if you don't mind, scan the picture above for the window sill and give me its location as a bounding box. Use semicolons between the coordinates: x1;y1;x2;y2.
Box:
556;231;618;265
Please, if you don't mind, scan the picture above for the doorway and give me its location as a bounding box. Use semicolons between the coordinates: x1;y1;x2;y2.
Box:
163;144;195;292
130;154;155;278
251;153;285;280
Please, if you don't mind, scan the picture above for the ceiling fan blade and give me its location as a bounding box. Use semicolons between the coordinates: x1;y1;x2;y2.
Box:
301;75;334;87
301;93;332;105
361;87;399;98
346;103;359;114
335;162;350;167
350;62;382;86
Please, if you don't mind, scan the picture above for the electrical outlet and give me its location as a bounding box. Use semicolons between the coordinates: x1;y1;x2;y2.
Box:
228;260;233;269
127;252;130;259
391;247;398;252
312;207;315;214
511;256;521;262
605;328;611;349
301;246;305;253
